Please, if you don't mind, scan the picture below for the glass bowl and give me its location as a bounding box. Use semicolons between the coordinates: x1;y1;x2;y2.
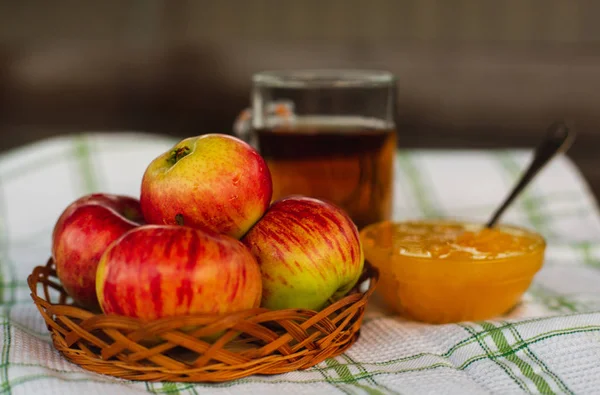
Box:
359;220;546;324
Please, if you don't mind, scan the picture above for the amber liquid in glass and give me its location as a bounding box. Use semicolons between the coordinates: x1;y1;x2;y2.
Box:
256;116;396;229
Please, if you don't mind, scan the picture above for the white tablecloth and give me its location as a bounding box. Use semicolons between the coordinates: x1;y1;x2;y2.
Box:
1;132;599;394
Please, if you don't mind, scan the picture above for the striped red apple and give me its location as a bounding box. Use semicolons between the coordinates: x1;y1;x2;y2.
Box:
241;196;364;311
52;193;144;311
95;225;263;320
140;134;272;239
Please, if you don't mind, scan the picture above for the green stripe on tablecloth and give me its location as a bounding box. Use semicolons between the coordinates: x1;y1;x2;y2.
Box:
148;382;164;394
480;322;553;394
1;363;447;393
0;175;15;395
148;382;184;394
457;326;600;372
505;322;573;394
4;325;600;393
302;319;600;372
340;353;400;395
580;241;600;269
320;358;353;395
0;281;28;289
306;355;350;394
73;135;98;193
528;285;588;313
315;323;600;389
186;384;199;395
146;381;159;394
461;324;529;392
396;152;442;218
148;381;199;394
340;354;376;388
325;358;386;395
3;374;146;392
0;176;16;306
1;320;10;395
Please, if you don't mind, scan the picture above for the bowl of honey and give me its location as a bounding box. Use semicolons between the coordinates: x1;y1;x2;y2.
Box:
359;220;546;324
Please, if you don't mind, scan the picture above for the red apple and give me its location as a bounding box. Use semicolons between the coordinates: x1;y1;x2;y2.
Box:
241;196;364;311
95;225;263;320
140;134;272;239
51;193;144;310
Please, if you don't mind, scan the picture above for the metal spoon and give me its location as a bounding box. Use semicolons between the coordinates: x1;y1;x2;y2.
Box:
486;121;576;228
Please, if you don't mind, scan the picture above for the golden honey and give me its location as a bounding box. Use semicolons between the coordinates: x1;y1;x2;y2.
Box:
359;220;546;323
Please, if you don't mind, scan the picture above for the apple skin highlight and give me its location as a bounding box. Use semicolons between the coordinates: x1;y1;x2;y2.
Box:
242;196;364;311
96;225;263;321
140;134;273;240
51;193;144;311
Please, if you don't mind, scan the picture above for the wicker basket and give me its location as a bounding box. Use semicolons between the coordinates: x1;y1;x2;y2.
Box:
28;258;378;382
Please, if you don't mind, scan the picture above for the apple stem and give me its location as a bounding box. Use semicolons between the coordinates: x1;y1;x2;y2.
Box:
175;214;185;226
167;146;191;165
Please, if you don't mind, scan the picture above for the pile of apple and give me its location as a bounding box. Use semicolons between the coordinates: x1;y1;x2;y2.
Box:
51;134;365;321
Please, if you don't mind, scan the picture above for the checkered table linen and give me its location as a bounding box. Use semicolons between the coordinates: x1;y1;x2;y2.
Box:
1;132;599;395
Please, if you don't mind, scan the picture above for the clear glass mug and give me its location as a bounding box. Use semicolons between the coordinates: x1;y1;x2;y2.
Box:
234;69;397;229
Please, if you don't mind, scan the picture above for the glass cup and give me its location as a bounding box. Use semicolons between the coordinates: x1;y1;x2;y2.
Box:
234;69;397;229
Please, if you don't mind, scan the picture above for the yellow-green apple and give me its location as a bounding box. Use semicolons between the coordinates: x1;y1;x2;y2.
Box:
51;193;144;311
140;134;272;239
95;225;263;320
241;196;364;311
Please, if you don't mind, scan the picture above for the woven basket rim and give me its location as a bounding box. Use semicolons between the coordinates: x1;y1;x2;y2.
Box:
28;257;379;382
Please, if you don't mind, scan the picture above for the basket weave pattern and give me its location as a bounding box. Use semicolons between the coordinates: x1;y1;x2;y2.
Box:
28;258;378;382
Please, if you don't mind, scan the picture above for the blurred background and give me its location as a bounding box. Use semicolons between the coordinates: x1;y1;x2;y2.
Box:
1;0;599;198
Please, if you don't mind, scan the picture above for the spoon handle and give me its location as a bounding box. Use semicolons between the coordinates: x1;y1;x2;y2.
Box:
486;121;576;228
